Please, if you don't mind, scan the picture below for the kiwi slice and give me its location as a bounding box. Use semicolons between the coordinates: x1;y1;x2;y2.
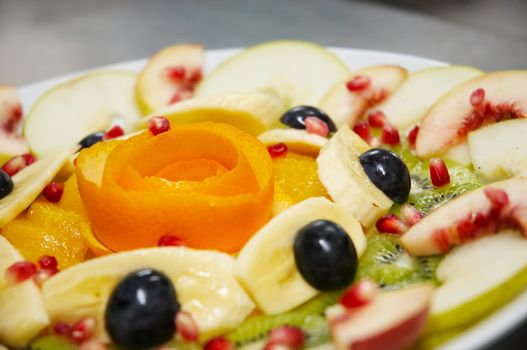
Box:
403;160;481;215
226;293;336;347
22;335;77;350
356;231;442;289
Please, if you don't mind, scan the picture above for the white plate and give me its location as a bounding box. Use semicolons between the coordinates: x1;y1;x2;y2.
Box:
17;47;526;350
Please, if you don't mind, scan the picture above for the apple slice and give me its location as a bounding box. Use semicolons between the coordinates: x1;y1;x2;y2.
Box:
416;70;527;159
428;230;527;334
258;128;327;157
0;133;28;166
195;40;350;107
136;44;204;115
326;284;433;350
468;118;527;180
374;66;482;129
24;71;140;156
319;65;407;128
0;235;49;347
134;93;285;135
401;177;527;256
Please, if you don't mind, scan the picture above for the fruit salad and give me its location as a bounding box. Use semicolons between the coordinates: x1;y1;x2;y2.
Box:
0;40;527;350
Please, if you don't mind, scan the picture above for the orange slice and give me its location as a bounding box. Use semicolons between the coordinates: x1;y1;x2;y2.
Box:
272;152;327;215
1;202;88;269
76;122;274;253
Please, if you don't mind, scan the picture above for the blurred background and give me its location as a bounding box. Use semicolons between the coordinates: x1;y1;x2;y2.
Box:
0;0;526;84
0;1;526;349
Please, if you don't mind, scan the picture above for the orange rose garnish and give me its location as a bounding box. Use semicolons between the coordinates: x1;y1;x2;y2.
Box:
75;122;274;253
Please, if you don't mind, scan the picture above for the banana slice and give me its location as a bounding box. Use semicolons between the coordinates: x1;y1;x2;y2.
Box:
235;197;366;314
0;235;49;347
42;247;255;340
258;128;328;157
134;93;285;135
0;147;75;227
316;126;393;227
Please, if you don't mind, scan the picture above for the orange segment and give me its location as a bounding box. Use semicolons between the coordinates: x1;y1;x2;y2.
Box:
76;122;274;253
272;152;328;215
1;202;88;269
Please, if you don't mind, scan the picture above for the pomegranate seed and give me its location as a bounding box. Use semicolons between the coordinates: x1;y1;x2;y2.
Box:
148;116;171;136
176;311;199;342
484;187;509;208
470;88;485;107
304;116;329;137
1;153;36;176
188;69;203;84
53;321;72;336
367;111;387;128
168;89;193;105
33;268;57;286
352;121;371;143
103;125;125;140
42;182;64;203
165;66;187;82
346;75;371;92
407;125;419;149
38;255;59;271
400;204;423;226
158;235;184;247
267;143;288;158
204;337;234;350
376;214;408;235
70;318;96;344
429;158;450;187
381;124;400;145
5;261;37;284
340;279;378;309
267;326;304;350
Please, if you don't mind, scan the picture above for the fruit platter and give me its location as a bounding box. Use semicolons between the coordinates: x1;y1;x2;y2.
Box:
1;40;527;350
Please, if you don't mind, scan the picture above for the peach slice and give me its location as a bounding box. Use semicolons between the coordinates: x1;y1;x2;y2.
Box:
416;71;527;159
319;65;407;128
326;284;433;350
401;177;527;256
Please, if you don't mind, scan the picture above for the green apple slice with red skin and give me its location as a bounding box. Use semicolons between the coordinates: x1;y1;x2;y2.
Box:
136;44;204;115
468;118;527;180
326;284;433;350
195;40;350;107
427;230;527;334
0;85;28;164
416;70;527;159
372;66;482;129
401;177;527;256
24;71;140;156
319;65;408;128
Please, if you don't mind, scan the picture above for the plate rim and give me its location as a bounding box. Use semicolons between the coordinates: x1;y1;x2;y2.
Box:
17;45;526;350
